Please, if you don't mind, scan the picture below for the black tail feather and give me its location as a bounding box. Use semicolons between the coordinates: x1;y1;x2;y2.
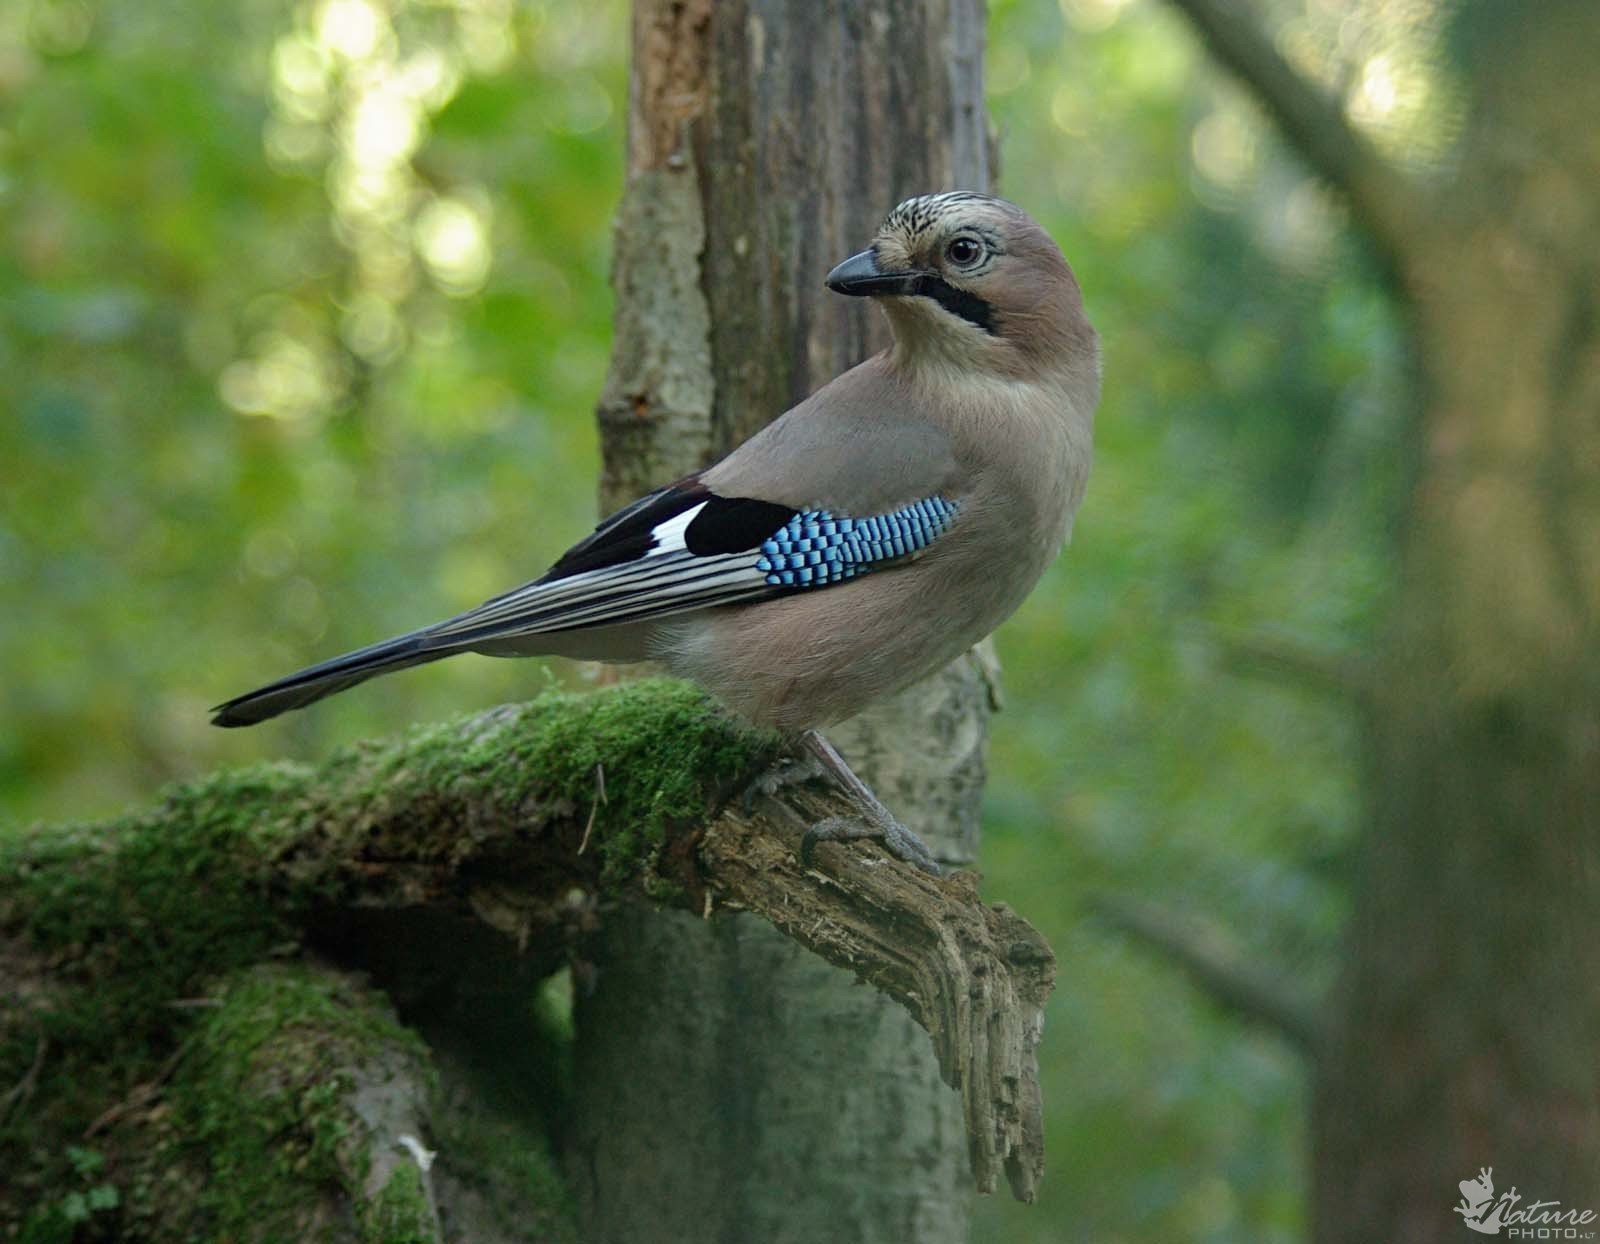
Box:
210;629;448;727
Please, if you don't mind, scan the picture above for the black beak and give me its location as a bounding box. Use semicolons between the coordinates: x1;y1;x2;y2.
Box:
824;249;924;297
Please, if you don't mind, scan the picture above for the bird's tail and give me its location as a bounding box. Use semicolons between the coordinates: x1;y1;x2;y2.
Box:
211;518;766;727
210;627;455;727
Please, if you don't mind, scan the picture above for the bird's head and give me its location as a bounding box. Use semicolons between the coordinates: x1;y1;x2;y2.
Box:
826;192;1096;382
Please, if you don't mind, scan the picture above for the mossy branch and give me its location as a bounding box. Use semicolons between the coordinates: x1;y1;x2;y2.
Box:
2;678;1055;1209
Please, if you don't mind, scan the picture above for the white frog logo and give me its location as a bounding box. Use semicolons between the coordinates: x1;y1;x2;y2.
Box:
1455;1167;1520;1235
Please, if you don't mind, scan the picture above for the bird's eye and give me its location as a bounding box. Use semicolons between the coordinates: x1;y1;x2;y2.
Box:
945;236;982;267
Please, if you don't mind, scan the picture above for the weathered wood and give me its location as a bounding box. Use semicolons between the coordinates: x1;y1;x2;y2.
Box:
703;791;1053;1200
594;3;718;507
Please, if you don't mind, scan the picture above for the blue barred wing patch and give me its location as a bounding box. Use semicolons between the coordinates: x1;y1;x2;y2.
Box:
755;497;960;588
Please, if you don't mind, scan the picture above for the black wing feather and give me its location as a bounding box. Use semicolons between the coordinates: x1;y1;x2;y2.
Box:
537;473;710;584
684;496;797;554
536;476;797;580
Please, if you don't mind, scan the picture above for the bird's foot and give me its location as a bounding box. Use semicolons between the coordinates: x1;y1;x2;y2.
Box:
800;808;943;877
740;752;827;815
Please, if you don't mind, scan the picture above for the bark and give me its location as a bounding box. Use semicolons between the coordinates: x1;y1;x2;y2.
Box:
1164;0;1600;1237
571;1;999;1239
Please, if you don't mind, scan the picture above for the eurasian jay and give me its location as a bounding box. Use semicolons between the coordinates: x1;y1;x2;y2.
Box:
213;192;1100;873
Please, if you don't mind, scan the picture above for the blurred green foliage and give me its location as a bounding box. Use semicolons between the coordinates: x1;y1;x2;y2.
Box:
1;0;626;819
1;0;1418;1238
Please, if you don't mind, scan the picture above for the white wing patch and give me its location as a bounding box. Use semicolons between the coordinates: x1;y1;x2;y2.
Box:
647;503;705;552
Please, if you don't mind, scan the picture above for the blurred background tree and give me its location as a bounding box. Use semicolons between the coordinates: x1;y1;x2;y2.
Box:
4;0;1593;1239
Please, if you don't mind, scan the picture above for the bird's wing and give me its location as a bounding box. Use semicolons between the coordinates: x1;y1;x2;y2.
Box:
701;361;964;515
211;472;961;726
426;473;962;646
445;363;973;642
429;476;786;643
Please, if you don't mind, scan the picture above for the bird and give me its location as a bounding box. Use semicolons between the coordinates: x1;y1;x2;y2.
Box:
213;192;1100;873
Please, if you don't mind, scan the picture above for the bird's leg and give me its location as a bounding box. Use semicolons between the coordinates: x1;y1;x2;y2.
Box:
796;730;943;876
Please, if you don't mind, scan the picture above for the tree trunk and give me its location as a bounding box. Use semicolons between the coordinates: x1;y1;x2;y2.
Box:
568;2;994;1239
1313;4;1600;1237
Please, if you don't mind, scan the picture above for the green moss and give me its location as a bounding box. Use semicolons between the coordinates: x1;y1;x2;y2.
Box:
16;1149;122;1244
314;677;779;882
164;964;431;1242
431;1093;578;1244
2;678;769;1106
360;1162;434;1244
1;679;773;1233
4;964;435;1243
10;759;314;1024
2;762;319;1217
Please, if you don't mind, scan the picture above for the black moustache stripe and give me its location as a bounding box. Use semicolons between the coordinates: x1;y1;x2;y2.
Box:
913;274;995;333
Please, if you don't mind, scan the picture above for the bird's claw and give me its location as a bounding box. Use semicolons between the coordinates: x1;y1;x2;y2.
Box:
740;753;827;816
800;813;943;877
